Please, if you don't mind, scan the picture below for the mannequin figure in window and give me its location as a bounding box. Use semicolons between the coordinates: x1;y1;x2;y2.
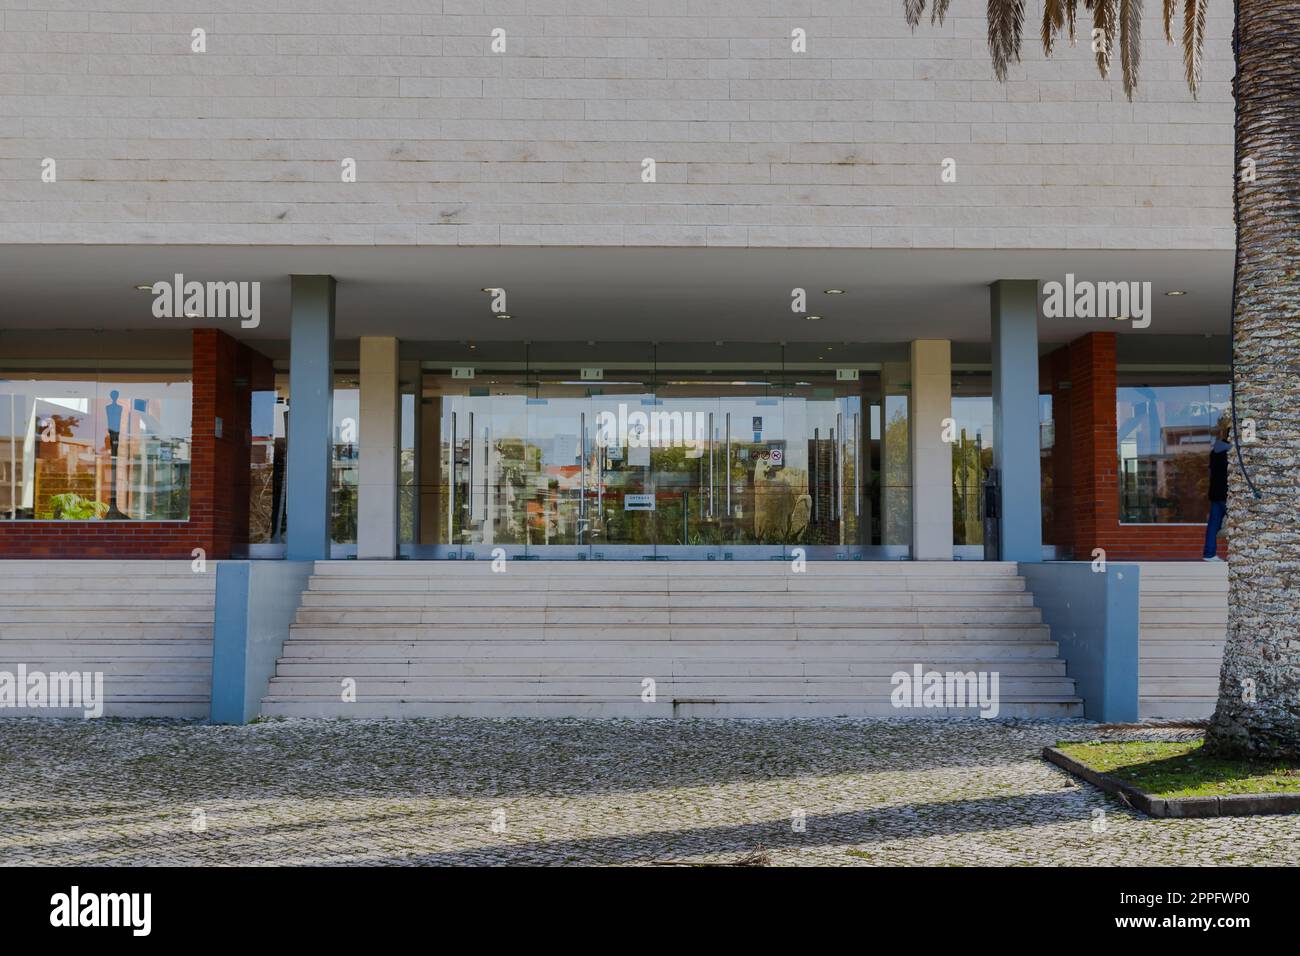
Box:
105;390;125;519
1203;416;1230;561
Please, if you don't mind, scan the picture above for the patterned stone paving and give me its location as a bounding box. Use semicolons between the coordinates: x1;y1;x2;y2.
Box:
0;717;1296;866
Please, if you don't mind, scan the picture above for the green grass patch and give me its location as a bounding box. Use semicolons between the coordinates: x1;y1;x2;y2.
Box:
1057;739;1300;799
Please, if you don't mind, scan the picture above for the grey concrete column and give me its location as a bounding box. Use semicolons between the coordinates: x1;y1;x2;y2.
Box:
286;275;335;561
910;340;953;560
991;280;1043;562
357;336;400;559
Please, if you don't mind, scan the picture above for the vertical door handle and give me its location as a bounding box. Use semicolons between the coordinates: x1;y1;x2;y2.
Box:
853;411;861;517
836;412;843;521
467;411;475;526
725;412;731;516
812;427;819;521
448;411;456;544
707;411;715;518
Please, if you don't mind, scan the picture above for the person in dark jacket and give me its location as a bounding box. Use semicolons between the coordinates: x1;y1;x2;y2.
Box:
1203;417;1230;560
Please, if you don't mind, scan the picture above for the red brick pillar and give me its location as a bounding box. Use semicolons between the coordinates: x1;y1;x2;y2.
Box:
196;328;268;559
1066;332;1119;560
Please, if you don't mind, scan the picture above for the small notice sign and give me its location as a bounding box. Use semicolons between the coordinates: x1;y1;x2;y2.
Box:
624;493;655;511
452;366;475;380
580;368;604;381
836;368;859;381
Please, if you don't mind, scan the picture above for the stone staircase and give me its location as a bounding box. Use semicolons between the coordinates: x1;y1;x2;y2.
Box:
1138;561;1228;719
262;561;1084;718
0;560;214;718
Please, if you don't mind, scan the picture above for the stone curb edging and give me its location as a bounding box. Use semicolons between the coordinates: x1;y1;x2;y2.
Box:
1042;747;1300;818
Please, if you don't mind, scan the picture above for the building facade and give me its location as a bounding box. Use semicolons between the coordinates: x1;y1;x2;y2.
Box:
0;3;1236;720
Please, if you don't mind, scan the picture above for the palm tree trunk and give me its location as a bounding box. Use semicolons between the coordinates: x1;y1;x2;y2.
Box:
1204;2;1300;758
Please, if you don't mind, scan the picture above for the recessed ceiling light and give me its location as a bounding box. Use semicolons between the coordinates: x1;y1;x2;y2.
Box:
1113;315;1130;322
497;313;513;319
134;283;153;292
480;287;498;293
823;289;846;295
1165;290;1188;296
805;314;822;321
184;312;201;319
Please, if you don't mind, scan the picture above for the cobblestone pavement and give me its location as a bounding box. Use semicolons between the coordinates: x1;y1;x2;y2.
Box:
1;717;1296;866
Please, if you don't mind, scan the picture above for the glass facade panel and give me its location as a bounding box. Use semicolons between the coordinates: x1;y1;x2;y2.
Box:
1117;372;1230;523
0;367;191;521
411;343;901;559
331;374;360;544
951;371;993;547
248;372;289;544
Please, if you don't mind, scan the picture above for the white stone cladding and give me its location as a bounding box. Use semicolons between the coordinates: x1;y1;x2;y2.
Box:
0;1;1234;249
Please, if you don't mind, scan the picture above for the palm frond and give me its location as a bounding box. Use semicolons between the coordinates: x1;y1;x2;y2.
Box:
1162;0;1177;43
1119;0;1143;100
931;0;952;25
987;0;1027;82
1042;0;1067;57
904;0;926;29
1093;0;1117;79
1182;0;1207;96
1067;0;1079;45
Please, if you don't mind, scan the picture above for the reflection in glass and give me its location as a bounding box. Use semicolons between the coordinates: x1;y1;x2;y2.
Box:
331;377;360;544
0;369;191;521
1117;375;1230;523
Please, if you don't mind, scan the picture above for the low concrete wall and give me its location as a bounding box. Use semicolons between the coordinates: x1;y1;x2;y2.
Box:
1020;561;1141;722
211;560;314;724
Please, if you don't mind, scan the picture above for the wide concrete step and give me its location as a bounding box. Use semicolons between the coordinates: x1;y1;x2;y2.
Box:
274;656;1070;678
0;594;215;609
1140;677;1220;695
1140;609;1228;625
1141;593;1232;609
0;657;211;676
1140;659;1222;678
298;590;1036;609
305;575;1027;593
1139;640;1225;659
0;640;212;659
293;607;1044;626
267;673;1076;695
0;624;213;640
1139;697;1217;720
283;622;1050;641
260;697;1084;719
276;639;1064;660
0;609;213;624
311;560;1024;576
0;703;208;719
0;577;215;592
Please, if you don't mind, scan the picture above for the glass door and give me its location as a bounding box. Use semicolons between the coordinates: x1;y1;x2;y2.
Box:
424;344;529;560
524;343;657;560
653;344;785;560
781;346;872;560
